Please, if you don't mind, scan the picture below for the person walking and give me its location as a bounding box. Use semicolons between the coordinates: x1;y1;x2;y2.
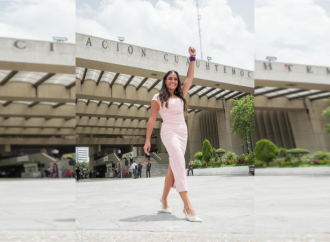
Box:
129;164;133;178
146;160;151;178
187;161;194;176
129;153;133;165
137;162;143;178
75;167;80;181
132;160;138;179
143;47;202;222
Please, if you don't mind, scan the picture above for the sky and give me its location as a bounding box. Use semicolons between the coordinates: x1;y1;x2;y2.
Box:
0;0;75;43
0;0;329;68
255;0;330;66
76;0;254;70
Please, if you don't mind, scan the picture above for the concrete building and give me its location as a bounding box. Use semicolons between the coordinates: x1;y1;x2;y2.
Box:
76;147;89;162
0;37;76;177
75;33;255;174
254;60;330;152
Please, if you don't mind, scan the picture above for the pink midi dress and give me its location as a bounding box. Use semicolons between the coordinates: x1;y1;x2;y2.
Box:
152;93;188;192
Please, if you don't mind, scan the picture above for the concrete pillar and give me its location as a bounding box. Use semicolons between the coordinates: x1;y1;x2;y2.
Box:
290;98;330;152
216;100;243;155
185;112;202;164
0;144;11;153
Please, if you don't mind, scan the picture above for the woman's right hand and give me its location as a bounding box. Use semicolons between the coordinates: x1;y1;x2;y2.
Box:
144;141;151;155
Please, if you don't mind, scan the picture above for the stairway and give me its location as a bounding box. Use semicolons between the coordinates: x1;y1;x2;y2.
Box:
133;156;168;177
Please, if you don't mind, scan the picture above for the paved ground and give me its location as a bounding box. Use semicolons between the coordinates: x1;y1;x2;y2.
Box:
0;179;75;230
76;176;254;233
1;176;329;241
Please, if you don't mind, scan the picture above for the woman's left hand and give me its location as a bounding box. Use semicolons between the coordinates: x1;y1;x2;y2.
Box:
189;47;196;56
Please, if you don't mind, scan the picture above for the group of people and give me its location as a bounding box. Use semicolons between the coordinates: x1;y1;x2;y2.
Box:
76;167;88;181
0;169;18;178
127;160;152;179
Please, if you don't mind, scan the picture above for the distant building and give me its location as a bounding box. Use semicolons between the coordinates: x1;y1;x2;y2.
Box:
76;147;89;162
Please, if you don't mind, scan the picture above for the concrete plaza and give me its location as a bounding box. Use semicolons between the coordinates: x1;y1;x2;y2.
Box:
76;175;329;241
0;176;329;241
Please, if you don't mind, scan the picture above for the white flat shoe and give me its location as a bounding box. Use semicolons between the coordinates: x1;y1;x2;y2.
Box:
183;208;202;222
160;199;172;214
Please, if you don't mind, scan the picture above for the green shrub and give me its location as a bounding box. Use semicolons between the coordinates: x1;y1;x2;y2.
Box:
278;147;288;154
215;148;226;157
193;159;201;168
202;139;213;162
201;161;207;168
194;152;203;161
280;160;293;167
255;161;266;167
284;153;294;162
226;151;237;160
255;139;279;165
313;151;328;160
245;152;255;164
213;159;220;166
286;148;310;157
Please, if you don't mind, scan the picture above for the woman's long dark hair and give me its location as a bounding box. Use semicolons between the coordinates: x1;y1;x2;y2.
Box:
158;70;188;115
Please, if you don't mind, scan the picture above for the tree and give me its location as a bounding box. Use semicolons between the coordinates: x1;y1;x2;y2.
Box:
322;99;330;133
76;161;89;171
230;95;255;151
255;139;279;166
202;139;213;162
194;152;203;161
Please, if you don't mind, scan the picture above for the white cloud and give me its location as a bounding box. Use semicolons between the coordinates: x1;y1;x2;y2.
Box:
0;0;75;43
76;0;254;70
255;0;330;66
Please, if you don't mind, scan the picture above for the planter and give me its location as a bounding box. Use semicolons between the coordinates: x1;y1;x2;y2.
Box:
192;166;251;176
256;167;330;175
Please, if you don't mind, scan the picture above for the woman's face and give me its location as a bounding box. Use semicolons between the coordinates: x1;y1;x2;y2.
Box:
165;72;178;91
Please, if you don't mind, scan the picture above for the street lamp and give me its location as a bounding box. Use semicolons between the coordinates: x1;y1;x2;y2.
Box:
53;37;68;43
266;56;277;62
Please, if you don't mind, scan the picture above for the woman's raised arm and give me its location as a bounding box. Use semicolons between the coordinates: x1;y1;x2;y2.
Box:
182;47;196;97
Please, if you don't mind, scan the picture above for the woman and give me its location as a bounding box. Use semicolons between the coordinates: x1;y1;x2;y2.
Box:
52;163;59;178
144;47;202;222
117;162;122;178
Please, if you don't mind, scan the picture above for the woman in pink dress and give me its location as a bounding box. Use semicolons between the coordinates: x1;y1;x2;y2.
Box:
144;47;202;222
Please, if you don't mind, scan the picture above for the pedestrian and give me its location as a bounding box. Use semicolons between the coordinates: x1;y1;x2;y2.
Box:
143;47;202;222
132;160;138;179
66;170;73;178
129;164;133;178
138;162;143;178
114;167;117;178
146;160;151;178
75;167;80;181
117;162;122;178
129;153;133;165
123;170;127;178
187;161;194;176
93;169;96;178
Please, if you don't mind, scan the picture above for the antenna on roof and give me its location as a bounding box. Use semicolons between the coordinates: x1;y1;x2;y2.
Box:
196;0;203;60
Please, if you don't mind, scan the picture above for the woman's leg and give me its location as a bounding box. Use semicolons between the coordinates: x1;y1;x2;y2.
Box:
179;191;197;217
161;164;174;209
